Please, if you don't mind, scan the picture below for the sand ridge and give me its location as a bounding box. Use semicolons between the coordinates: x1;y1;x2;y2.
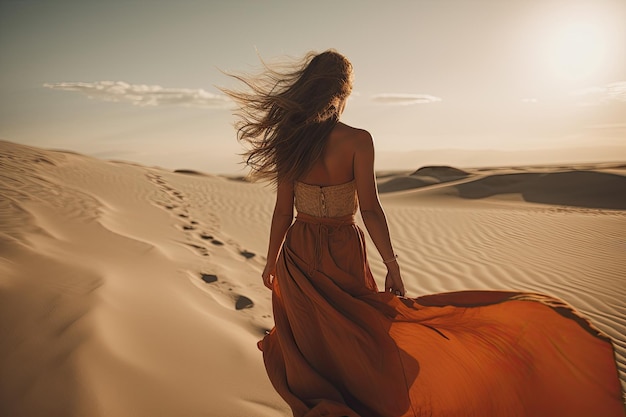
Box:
378;165;626;210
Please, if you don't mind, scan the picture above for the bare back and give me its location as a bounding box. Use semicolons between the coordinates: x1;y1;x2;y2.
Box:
297;122;362;186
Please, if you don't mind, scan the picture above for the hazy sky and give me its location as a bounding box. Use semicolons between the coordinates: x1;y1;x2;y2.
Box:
1;0;625;173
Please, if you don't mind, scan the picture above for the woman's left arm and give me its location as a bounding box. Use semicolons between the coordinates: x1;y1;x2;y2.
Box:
262;179;294;289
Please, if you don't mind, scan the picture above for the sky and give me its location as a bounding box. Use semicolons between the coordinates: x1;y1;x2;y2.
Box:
1;0;625;174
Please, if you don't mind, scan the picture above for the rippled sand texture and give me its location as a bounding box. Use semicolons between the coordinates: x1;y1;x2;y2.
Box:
1;139;624;416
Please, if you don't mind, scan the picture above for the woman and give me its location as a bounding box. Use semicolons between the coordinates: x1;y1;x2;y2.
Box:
225;50;623;417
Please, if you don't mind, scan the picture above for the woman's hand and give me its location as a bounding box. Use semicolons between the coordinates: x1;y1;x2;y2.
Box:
385;264;405;297
262;263;276;290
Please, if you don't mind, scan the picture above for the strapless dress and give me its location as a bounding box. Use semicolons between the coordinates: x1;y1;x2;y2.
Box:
258;179;624;417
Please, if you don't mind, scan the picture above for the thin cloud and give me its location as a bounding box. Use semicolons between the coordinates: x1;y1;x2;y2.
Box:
584;122;626;130
44;81;231;109
521;98;539;104
570;81;626;106
606;81;626;101
371;93;442;105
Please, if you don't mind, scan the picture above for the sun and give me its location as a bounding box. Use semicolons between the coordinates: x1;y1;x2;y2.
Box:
546;21;608;82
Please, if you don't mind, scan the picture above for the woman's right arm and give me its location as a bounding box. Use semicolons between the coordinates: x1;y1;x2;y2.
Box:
262;179;294;289
353;130;405;296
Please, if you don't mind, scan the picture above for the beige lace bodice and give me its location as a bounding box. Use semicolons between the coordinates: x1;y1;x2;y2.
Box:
294;180;358;218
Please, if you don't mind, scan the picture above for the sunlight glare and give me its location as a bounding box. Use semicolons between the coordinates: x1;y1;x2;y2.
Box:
548;21;608;82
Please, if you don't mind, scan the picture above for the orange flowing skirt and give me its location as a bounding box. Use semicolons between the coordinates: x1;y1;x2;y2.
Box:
259;213;624;417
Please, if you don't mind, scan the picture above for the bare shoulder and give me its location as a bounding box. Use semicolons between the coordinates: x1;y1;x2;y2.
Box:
333;122;373;149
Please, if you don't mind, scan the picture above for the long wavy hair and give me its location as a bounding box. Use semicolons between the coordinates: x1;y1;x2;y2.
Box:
222;49;353;185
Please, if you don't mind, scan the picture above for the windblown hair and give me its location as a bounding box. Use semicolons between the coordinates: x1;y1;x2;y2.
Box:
223;49;353;185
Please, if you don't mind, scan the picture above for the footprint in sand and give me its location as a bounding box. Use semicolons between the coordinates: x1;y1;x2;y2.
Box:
148;172;220;256
195;272;255;311
201;273;218;283
199;233;224;246
239;250;255;259
147;172;189;213
148;171;252;264
185;243;209;256
199;234;256;260
235;295;254;310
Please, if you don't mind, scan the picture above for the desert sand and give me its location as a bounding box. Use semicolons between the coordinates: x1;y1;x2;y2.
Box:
1;139;625;416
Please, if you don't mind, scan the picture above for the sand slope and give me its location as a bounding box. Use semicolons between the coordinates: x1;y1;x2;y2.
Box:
0;140;287;417
1;141;624;415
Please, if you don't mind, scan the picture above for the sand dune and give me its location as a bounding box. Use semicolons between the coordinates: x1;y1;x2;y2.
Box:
410;165;470;179
0;140;285;417
377;165;470;193
1;139;624;415
456;171;626;209
379;165;626;210
378;175;440;193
